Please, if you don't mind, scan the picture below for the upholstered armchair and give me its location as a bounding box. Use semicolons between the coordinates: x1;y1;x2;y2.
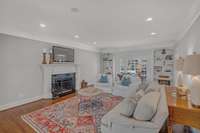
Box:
112;77;141;97
95;74;113;93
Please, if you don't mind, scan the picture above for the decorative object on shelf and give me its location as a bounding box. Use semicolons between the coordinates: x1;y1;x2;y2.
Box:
158;75;171;85
48;49;53;64
117;73;123;80
42;48;48;64
81;80;88;89
136;64;142;77
161;49;166;55
177;86;187;96
153;49;174;85
183;52;200;107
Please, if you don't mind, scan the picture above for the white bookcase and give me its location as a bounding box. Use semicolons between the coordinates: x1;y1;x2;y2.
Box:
153;49;174;85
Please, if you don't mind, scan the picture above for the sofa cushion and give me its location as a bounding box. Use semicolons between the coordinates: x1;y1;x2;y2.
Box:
119;89;145;117
120;98;137;117
145;81;161;93
134;92;160;121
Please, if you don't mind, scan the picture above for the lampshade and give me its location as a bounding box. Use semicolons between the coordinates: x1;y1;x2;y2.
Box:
183;53;200;76
175;57;184;71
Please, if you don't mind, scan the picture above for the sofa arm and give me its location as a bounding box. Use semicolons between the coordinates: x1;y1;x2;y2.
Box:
110;114;160;129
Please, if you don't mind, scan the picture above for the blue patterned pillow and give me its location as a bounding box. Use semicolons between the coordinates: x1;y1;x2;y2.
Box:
121;77;131;86
99;75;108;83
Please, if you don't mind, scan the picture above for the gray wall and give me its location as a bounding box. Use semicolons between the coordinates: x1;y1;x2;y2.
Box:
0;33;99;109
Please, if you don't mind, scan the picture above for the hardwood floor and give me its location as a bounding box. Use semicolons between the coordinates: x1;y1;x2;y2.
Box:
0;93;75;133
0;93;189;133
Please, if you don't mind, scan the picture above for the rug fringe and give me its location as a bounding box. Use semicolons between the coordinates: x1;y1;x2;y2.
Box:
21;115;41;133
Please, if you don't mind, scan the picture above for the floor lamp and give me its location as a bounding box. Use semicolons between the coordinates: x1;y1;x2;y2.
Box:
183;53;200;107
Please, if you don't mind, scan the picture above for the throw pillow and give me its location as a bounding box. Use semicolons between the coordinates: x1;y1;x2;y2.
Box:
121;76;131;86
128;89;145;103
121;79;130;86
120;98;137;117
133;92;160;121
138;82;149;91
99;74;108;83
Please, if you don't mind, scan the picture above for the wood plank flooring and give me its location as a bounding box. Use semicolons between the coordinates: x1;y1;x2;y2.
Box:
0;93;75;133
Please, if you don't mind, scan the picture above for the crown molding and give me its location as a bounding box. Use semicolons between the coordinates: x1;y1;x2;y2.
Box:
100;40;176;53
177;0;200;42
0;32;99;52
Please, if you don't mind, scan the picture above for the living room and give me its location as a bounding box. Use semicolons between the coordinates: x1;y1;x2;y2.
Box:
0;0;200;133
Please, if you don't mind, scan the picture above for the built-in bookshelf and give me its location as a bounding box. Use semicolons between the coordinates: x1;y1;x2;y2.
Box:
102;53;113;74
119;59;147;81
153;49;174;85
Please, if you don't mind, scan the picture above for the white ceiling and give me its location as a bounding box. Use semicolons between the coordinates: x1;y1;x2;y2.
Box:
0;0;200;51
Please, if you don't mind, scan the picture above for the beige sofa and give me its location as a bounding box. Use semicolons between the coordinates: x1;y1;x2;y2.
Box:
101;86;168;133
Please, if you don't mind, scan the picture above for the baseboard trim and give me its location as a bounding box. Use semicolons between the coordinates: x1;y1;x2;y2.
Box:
0;96;42;111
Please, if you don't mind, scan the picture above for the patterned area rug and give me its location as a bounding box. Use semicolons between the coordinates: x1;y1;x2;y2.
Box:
22;93;123;133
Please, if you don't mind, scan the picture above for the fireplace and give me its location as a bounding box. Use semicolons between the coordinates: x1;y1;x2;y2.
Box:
52;73;75;98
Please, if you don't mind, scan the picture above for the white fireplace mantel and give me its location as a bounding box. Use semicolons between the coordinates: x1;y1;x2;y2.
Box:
40;63;80;99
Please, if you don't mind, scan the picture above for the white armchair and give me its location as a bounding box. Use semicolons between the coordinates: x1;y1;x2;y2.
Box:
95;74;113;93
101;86;168;133
112;77;141;97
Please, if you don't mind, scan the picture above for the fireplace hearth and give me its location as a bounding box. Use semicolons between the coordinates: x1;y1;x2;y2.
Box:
52;73;75;98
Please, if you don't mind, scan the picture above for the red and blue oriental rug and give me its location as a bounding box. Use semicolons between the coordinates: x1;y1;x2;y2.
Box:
22;92;123;133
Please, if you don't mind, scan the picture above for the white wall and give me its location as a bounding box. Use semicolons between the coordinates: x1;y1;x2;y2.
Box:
175;16;200;133
0;33;99;110
76;49;100;84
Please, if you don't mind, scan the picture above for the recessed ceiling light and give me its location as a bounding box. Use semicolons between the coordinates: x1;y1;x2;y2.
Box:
151;32;157;35
146;17;153;22
74;35;80;38
70;8;79;13
93;42;97;45
40;23;46;28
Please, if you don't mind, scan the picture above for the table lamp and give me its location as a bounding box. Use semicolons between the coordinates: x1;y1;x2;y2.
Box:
175;57;186;95
183;53;200;107
175;57;184;86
